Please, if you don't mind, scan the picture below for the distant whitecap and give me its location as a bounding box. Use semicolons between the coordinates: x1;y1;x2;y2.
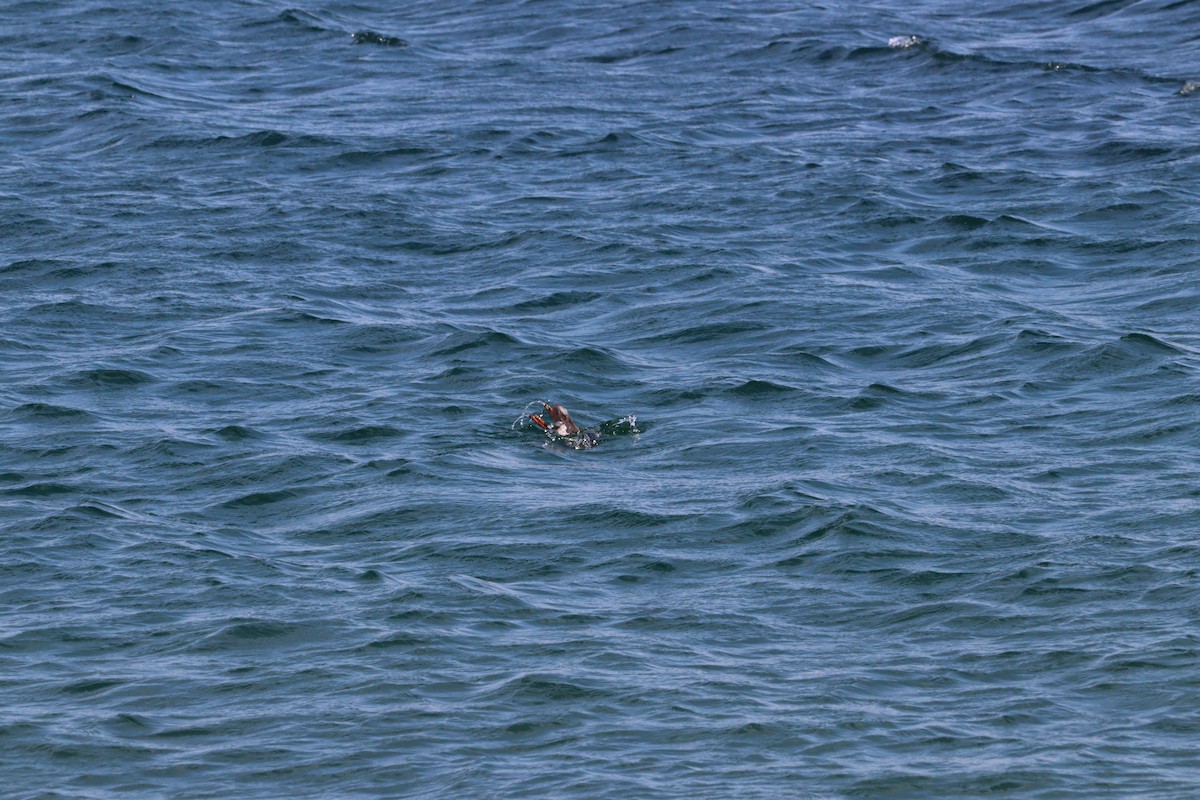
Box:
351;30;407;47
887;35;920;49
1180;80;1200;96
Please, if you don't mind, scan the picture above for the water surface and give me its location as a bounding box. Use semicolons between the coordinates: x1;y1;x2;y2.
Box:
3;1;1200;797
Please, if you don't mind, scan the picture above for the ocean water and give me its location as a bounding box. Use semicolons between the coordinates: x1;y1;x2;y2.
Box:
3;1;1199;797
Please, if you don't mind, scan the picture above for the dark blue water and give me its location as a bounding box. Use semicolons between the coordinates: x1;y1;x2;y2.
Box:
4;1;1200;797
